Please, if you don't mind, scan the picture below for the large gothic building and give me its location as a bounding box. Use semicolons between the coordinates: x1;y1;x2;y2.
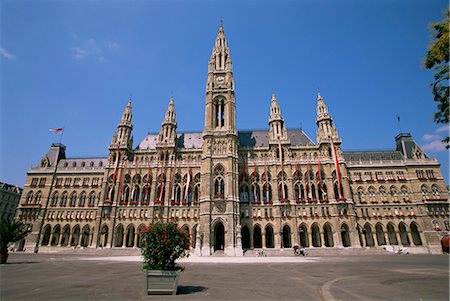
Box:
17;24;448;255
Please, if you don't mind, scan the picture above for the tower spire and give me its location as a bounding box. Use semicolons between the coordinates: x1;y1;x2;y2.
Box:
159;97;177;145
268;93;288;142
110;99;133;150
316;92;339;143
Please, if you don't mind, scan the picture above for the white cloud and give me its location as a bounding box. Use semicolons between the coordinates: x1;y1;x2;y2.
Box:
436;124;450;134
422;133;440;142
421;126;449;152
422;139;447;152
0;47;16;60
71;37;118;62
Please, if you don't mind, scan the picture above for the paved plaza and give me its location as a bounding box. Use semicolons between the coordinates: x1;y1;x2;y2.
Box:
1;252;449;301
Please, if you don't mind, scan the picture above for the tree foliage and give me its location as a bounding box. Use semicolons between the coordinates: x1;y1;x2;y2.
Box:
424;9;449;147
139;222;190;271
0;219;30;253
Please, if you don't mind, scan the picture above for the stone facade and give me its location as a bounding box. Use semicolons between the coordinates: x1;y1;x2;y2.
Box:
0;182;22;221
16;24;449;255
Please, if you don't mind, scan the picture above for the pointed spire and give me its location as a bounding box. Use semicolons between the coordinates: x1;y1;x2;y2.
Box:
163;97;177;125
119;99;132;127
268;93;287;141
209;20;231;72
111;99;133;150
159;97;177;145
315;92;339;143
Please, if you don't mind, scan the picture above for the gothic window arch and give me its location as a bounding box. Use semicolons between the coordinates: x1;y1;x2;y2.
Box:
357;187;365;203
368;186;376;203
263;183;272;202
420;185;429;200
431;185;440;199
79;191;86;207
193;173;201;204
26;191;34;204
401;186;409;201
214;97;226;128
51;192;59;206
88;192;96;207
379;186;387;202
142;174;152;202
277;172;288;200
69;192;77;207
390;186;398;202
214;164;225;198
239;184;250;203
156;174;166;202
60;191;68;207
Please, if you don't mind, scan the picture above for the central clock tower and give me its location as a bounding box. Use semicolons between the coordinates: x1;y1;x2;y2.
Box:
198;21;242;256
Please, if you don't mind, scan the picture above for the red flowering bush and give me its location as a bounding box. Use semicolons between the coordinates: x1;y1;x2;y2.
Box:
140;222;190;271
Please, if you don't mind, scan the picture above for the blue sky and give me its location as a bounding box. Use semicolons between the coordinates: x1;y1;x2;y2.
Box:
1;0;448;186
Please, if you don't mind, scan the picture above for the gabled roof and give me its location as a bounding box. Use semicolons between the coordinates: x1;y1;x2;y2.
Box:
343;150;403;162
137;129;315;150
238;129;314;147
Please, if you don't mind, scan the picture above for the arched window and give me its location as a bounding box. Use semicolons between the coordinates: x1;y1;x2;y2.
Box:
431;185;440;199
51;192;59;206
34;191;42;204
60;191;68;207
420;185;429;200
26;191;34;204
69;192;77;207
357;187;365;203
263;183;272;202
214;97;226;128
252;183;260;203
214;165;225;197
79;192;86;207
390;186;398;202
368;187;376;203
239;184;249;203
379;187;387;202
401;186;409;201
88;192;96;207
99;161;103;167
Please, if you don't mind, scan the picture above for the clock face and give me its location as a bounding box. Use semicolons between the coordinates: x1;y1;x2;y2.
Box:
216;76;225;84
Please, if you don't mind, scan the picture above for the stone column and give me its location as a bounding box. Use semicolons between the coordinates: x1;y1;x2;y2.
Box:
262;233;266;248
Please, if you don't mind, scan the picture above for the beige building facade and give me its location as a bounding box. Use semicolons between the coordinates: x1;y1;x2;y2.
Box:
17;24;449;255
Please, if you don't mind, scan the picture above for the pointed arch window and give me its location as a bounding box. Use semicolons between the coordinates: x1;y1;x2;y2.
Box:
213;165;225;198
214;97;226;128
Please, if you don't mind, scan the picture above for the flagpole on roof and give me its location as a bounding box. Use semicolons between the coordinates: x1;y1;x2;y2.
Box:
59;127;65;144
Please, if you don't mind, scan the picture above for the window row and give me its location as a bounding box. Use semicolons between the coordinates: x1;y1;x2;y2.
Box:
55;177;101;187
352;171;405;182
62;161;104;168
353;184;441;203
46;210;96;220
50;191;100;207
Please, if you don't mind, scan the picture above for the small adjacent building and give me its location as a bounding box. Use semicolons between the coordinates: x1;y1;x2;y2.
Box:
0;182;22;221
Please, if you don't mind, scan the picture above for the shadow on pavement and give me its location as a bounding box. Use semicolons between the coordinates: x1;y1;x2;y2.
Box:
3;261;40;265
177;285;208;295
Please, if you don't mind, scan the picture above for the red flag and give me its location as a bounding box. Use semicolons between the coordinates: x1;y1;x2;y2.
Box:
49;128;63;133
278;140;285;200
264;158;269;201
112;146;120;183
157;145;167;202
184;164;191;201
306;163;312;200
330;138;342;199
318;155;326;198
144;156;151;201
169;155;178;201
118;158;128;201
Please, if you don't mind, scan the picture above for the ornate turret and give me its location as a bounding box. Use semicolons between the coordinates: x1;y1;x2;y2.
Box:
268;93;288;143
316;92;339;144
110;100;133;151
204;20;237;134
158;98;177;146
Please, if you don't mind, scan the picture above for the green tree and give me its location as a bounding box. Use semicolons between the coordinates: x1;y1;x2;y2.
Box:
424;9;449;147
0;219;31;264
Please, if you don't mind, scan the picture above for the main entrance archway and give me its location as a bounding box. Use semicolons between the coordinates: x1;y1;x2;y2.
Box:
214;222;225;251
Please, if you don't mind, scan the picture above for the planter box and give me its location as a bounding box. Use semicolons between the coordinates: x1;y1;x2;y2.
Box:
145;270;180;295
